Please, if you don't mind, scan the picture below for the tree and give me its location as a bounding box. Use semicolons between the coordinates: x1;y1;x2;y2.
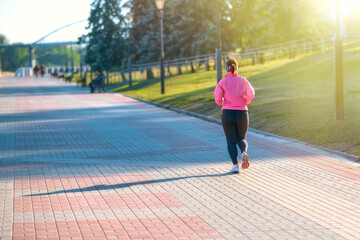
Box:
87;0;337;70
0;34;28;72
130;0;232;62
247;0;332;47
0;34;7;45
165;0;228;57
0;46;28;72
85;0;127;82
224;0;265;49
0;34;6;73
35;45;81;67
129;0;160;63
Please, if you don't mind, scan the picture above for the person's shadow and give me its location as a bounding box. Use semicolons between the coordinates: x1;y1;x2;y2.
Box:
25;172;233;197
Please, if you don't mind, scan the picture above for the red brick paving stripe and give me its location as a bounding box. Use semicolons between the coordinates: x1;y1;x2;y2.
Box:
251;135;360;182
13;217;222;240
0;163;58;171
14;192;183;213
14;174;155;190
15;95;67;113
292;155;360;182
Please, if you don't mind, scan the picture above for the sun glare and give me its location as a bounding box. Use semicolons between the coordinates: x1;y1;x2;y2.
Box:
316;0;360;21
320;0;360;20
342;2;360;16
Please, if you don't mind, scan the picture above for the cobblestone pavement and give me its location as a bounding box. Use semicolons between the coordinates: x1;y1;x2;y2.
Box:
0;76;359;240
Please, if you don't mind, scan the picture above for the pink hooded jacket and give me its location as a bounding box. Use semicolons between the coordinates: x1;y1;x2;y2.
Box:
214;72;255;111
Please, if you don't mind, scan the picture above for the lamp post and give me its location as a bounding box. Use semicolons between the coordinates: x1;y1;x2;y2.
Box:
334;0;344;121
64;43;68;74
80;43;83;81
79;40;85;86
126;12;132;87
28;46;35;68
70;42;74;73
216;0;222;83
0;50;2;77
155;0;165;94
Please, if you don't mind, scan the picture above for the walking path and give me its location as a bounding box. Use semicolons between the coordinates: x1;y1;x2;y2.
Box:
0;76;359;240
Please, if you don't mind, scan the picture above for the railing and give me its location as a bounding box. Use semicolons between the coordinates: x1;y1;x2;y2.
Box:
15;66;92;77
111;31;360;83
14;31;360;83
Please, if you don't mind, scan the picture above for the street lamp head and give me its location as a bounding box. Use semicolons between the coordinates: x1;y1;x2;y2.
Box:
126;12;132;21
155;0;164;10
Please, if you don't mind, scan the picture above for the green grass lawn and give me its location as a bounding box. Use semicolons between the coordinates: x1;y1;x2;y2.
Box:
114;41;360;157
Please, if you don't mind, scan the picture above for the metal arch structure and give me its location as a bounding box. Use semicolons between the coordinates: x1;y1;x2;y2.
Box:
0;20;88;68
27;20;88;68
0;41;89;49
31;20;87;46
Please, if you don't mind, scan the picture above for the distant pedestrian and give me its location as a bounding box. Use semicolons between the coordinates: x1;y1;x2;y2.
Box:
40;64;45;77
214;58;255;173
89;69;105;93
33;65;40;78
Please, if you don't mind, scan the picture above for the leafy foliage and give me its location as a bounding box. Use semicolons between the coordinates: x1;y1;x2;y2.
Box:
85;0;127;72
165;0;221;57
129;0;232;62
36;45;81;67
0;46;28;72
0;34;28;72
126;0;335;62
254;0;332;45
0;34;7;45
224;0;264;49
129;0;159;63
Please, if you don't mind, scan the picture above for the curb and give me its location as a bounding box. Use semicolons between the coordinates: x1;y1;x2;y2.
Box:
118;93;359;163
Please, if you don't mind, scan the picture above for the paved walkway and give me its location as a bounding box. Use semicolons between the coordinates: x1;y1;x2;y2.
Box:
0;76;359;240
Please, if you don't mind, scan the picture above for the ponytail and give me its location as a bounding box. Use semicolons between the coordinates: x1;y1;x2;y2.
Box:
226;58;238;74
231;64;236;74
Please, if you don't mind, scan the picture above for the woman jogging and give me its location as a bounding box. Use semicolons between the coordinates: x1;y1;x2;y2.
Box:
214;58;255;173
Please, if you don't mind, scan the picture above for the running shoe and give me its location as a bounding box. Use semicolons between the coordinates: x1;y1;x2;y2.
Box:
230;164;239;173
241;152;249;169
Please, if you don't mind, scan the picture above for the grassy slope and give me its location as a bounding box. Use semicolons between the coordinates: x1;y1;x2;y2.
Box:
115;42;360;157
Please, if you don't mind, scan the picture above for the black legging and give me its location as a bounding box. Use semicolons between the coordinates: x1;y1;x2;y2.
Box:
221;110;249;165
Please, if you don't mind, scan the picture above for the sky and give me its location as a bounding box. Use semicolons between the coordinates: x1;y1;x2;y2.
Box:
0;0;359;44
0;0;93;44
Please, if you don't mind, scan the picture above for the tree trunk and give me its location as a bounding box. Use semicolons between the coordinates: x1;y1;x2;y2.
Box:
147;67;154;80
177;64;182;75
167;65;172;76
190;61;195;73
106;69;109;85
121;71;128;84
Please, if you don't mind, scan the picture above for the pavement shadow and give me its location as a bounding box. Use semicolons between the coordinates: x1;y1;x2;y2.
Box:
0;105;150;124
0;86;89;97
24;172;233;197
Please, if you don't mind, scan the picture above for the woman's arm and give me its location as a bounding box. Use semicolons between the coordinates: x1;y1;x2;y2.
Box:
245;80;255;105
214;82;224;105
